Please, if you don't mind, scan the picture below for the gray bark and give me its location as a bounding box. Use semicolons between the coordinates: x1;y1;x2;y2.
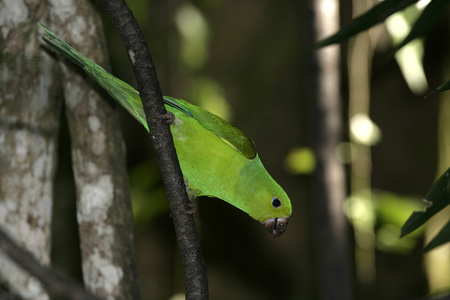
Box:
0;1;60;299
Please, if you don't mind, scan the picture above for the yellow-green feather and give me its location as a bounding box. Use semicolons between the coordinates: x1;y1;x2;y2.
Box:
173;136;291;221
167;101;291;222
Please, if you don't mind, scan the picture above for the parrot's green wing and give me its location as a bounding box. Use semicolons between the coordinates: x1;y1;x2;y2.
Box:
40;23;255;160
164;97;256;159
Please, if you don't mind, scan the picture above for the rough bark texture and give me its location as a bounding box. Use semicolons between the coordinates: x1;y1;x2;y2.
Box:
0;1;60;299
306;0;353;299
97;1;209;299
46;1;141;299
0;227;101;300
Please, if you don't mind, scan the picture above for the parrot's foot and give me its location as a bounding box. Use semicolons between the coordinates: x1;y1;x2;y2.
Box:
185;202;197;215
158;112;175;124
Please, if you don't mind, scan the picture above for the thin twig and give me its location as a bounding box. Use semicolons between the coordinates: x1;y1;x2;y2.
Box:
96;1;209;299
0;227;101;300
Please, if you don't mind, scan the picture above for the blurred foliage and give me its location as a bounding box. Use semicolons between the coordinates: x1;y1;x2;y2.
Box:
315;0;420;48
427;78;450;97
175;3;209;71
425;217;450;252
128;158;170;225
283;147;316;175
373;190;424;253
188;77;230;120
312;1;450;297
317;0;450;253
350;114;382;146
387;0;450;55
385;3;428;94
316;0;450;53
401;168;450;251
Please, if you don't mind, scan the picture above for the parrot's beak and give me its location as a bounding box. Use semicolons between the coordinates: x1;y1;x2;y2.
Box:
264;216;290;237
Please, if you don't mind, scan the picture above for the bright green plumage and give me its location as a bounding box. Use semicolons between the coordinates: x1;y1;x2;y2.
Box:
40;23;291;236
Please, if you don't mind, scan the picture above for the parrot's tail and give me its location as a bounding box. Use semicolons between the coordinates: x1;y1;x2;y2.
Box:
40;23;87;69
39;23;149;131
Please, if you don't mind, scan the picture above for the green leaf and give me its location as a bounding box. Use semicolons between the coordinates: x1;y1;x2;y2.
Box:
315;0;419;48
436;79;450;93
424;218;450;252
389;0;450;55
372;190;424;253
400;168;450;238
425;79;450;98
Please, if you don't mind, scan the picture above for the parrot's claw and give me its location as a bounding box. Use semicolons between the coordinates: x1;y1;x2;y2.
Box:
158;112;175;124
185;202;197;215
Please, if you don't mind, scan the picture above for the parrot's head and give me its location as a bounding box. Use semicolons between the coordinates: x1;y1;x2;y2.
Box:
233;156;292;237
230;187;291;237
260;193;291;237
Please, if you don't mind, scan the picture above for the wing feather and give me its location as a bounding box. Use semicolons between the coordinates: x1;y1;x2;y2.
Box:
164;97;257;159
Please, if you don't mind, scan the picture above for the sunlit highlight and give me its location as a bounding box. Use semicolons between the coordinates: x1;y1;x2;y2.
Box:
385;7;428;95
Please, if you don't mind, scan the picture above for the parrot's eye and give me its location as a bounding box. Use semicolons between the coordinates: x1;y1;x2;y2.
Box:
272;197;282;208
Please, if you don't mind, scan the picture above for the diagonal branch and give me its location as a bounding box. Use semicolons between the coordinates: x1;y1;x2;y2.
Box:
96;1;209;299
0;227;101;300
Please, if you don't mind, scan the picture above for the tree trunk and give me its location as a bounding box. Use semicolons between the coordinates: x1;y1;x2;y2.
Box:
306;0;353;299
46;1;141;299
0;1;60;299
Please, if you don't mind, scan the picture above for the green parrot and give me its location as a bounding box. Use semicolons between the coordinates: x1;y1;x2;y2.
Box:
39;23;291;237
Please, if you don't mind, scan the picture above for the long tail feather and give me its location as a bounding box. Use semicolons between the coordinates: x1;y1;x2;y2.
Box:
39;23;149;131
